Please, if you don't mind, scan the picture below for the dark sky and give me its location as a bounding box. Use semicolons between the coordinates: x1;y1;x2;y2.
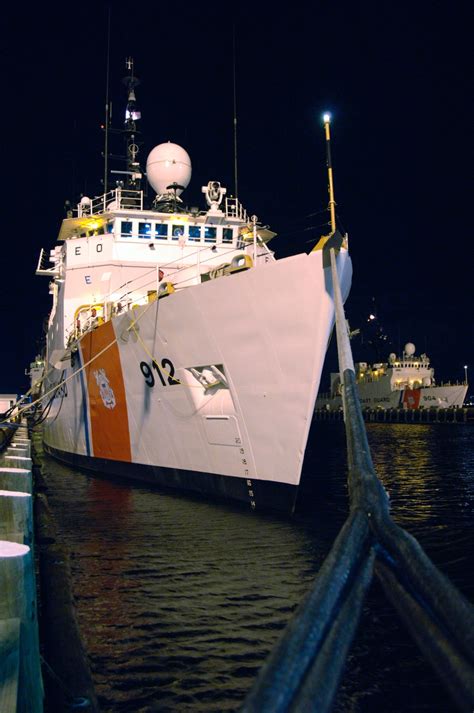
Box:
1;2;472;394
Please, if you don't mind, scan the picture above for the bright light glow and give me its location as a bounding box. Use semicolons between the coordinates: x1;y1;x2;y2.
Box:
369;314;376;320
323;113;331;123
79;218;105;230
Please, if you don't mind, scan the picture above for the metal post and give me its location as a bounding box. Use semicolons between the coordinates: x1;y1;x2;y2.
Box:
233;24;239;199
329;248;354;383
324;114;337;234
252;215;258;266
103;7;111;195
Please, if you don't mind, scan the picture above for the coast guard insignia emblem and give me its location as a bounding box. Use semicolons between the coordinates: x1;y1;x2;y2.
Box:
93;368;116;409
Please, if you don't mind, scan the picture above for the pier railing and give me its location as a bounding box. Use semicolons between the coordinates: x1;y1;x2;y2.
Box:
241;247;474;712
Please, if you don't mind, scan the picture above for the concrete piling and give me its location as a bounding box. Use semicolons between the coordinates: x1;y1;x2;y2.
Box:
0;541;43;712
0;426;43;711
0;469;33;495
0;492;34;547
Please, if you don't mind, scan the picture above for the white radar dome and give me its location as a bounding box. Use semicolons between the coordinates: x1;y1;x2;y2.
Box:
404;342;416;356
146;142;192;196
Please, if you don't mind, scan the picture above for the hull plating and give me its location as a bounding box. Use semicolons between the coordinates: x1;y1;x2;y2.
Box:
43;249;352;510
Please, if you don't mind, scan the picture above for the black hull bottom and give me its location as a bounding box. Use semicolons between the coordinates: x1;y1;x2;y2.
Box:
43;443;298;514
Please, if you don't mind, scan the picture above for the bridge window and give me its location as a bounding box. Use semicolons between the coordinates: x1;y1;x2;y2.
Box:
189;226;201;241
106;222;114;233
172;225;185;239
138;222;152;239
121;221;133;237
155;223;168;239
222;228;233;243
204;226;217;243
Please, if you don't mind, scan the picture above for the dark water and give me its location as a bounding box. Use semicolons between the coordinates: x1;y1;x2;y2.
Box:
40;421;474;712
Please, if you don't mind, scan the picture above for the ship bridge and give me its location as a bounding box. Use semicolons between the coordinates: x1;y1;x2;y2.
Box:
37;185;276;364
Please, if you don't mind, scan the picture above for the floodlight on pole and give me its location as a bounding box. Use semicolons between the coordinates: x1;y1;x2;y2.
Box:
322;111;336;234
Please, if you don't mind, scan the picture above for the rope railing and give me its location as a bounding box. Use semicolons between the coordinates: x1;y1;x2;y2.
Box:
240;246;474;712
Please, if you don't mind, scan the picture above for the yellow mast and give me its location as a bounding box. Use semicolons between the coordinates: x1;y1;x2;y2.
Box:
323;113;337;234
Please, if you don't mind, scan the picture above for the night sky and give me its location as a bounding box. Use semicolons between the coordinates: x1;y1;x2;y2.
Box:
2;2;472;396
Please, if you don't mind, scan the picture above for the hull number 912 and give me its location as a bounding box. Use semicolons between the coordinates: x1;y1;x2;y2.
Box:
139;359;179;387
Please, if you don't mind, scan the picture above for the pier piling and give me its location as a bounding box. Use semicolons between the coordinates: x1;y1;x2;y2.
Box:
0;469;33;495
0;492;33;546
0;541;43;713
3;456;33;471
0;423;44;712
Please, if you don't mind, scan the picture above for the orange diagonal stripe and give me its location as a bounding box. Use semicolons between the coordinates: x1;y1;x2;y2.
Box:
80;321;131;461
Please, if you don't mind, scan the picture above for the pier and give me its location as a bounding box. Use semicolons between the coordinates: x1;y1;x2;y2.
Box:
0;422;98;713
315;405;474;423
0;423;43;713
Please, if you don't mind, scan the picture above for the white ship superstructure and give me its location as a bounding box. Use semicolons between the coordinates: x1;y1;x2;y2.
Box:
316;342;467;412
27;356;45;397
35;62;352;512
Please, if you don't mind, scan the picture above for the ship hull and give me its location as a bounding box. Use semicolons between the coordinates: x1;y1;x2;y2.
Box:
44;442;298;512
42;249;351;512
316;383;468;411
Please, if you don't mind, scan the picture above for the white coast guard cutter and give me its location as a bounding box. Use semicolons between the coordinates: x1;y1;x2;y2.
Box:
316;342;467;412
35;62;351;513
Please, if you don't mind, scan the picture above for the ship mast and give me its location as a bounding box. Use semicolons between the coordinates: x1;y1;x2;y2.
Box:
232;25;239;199
323;113;337;234
122;57;142;189
103;7;112;194
103;57;144;192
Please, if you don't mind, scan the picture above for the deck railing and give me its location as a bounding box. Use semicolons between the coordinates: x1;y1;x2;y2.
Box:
225;196;248;222
73;190;246;220
76;188;143;217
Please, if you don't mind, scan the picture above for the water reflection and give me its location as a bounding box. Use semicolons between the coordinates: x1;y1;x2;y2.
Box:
40;421;474;712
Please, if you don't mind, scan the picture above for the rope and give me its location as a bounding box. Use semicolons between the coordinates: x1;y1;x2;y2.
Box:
41;655;92;709
63;243;248;341
2;285;217;428
5;241;252;426
129;315;221;393
1;299;155;426
241;248;474;712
